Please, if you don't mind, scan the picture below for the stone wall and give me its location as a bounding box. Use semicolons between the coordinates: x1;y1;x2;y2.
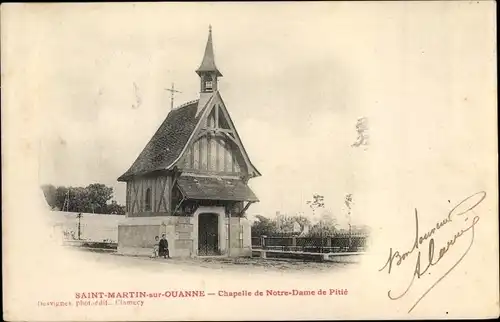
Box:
172;217;194;257
117;214;252;258
117;216;194;257
118;224;163;249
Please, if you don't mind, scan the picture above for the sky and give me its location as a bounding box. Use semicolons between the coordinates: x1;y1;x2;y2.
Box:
30;2;496;229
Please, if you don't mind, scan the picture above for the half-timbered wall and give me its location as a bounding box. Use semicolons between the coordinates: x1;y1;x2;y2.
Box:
126;176;171;216
181;136;245;174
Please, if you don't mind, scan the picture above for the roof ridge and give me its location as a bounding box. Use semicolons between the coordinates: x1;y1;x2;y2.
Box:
175;99;199;110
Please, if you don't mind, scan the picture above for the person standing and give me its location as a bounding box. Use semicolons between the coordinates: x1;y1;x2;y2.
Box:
159;234;170;259
151;236;159;258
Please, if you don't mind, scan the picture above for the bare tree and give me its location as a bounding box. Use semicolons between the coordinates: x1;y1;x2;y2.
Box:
306;194;326;252
345;193;353;250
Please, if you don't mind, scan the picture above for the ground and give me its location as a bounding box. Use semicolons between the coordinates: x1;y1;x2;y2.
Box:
73;248;358;274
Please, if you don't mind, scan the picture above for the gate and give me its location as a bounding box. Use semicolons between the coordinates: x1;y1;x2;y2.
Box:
198;213;219;256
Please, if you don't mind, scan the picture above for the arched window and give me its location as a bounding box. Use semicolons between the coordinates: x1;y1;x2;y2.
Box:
145;188;152;212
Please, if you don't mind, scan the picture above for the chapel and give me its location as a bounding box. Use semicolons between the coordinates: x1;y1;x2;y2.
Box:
117;27;260;257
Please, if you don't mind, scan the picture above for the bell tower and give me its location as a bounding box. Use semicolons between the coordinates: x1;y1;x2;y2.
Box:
196;25;223;93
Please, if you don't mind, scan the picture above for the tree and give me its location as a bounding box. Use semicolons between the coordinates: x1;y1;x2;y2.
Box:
41;184;57;209
85;183;113;213
344;193;353;229
306;210;338;237
41;183;125;215
70;187;89;212
106;200;126;215
306;194;325;221
276;215;296;236
306;194;326;251
344;193;354;249
251;215;278;237
289;214;311;236
307;221;337;237
54;185;70;210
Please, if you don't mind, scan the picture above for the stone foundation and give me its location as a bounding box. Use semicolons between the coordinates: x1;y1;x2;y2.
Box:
117;206;252;258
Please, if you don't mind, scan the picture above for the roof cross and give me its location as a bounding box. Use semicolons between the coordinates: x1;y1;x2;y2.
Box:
165;83;182;110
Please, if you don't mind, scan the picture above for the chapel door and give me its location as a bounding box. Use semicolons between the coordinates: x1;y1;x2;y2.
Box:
198;213;219;256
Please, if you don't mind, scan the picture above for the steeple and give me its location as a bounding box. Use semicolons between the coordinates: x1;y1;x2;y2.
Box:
196;25;222;93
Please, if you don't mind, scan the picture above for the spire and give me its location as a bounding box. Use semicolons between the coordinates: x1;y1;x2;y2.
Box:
196;25;222;77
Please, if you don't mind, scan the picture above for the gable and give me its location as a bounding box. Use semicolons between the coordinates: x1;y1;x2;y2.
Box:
216;93;261;177
205;102;230;129
117;91;260;182
176;92;260;178
181;131;246;175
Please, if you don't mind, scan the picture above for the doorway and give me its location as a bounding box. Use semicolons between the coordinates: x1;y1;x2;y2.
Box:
198;213;219;256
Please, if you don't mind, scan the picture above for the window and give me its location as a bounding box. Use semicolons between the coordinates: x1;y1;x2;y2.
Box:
145;188;152;212
204;75;213;92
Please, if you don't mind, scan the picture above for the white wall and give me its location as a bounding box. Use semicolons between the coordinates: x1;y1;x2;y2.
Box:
117;209;253;257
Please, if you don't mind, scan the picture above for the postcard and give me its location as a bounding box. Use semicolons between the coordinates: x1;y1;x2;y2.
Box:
2;2;498;321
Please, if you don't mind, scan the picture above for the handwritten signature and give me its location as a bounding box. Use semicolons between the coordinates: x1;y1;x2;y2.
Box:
379;191;487;313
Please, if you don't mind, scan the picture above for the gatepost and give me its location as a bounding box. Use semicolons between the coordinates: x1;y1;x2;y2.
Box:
260;235;267;259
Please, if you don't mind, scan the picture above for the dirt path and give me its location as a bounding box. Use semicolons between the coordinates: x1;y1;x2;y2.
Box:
74;248;357;274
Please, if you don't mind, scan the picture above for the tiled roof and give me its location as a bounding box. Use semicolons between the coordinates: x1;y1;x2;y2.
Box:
117;100;203;181
177;175;259;202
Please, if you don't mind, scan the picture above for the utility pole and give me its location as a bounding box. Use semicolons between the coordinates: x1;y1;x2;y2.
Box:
164;83;182;111
63;190;70;212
